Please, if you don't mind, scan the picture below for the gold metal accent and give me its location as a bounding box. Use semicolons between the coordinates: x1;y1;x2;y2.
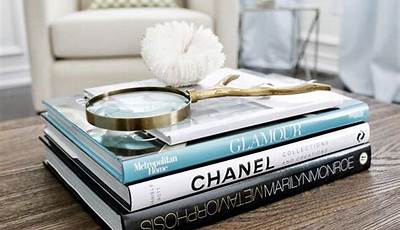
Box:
85;75;331;131
189;75;331;103
86;87;191;131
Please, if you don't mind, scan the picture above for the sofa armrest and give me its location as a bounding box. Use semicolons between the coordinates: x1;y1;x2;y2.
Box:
187;0;240;68
24;0;78;111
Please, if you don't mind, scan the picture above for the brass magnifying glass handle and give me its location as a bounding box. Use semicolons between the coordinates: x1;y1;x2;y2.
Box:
189;75;331;103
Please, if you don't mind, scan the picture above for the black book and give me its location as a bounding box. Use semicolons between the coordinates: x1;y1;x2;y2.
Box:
43;136;371;230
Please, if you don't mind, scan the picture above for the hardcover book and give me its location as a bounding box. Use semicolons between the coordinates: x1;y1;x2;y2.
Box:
44;140;371;230
42;94;368;186
42;122;370;211
84;68;345;145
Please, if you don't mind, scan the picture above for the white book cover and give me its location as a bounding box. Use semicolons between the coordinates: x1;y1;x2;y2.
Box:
85;68;346;145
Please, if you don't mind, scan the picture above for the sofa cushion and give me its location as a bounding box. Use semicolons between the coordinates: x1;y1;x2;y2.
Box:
88;0;179;9
51;58;152;97
50;8;212;58
79;0;186;10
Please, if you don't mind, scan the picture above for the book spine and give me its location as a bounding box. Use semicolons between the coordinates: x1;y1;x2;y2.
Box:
123;144;371;229
122;102;369;184
128;123;369;211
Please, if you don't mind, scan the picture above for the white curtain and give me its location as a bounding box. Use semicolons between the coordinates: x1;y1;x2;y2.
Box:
339;0;400;103
239;0;300;70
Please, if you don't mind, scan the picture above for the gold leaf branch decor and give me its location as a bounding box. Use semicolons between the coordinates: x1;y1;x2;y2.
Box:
189;75;331;102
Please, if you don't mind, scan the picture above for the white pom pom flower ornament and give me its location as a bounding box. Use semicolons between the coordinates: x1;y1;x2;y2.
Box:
141;21;225;87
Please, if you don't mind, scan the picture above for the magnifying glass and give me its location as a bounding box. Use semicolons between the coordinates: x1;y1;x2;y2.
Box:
87;128;163;156
86;75;331;131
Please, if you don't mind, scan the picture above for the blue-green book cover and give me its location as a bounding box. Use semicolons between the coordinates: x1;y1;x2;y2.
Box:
43;96;368;184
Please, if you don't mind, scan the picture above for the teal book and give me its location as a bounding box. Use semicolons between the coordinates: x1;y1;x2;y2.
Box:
43;96;368;184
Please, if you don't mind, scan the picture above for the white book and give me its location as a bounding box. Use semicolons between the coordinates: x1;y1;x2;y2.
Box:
85;68;346;145
128;123;370;211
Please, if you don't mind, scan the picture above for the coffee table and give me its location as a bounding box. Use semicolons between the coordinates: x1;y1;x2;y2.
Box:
1;92;400;229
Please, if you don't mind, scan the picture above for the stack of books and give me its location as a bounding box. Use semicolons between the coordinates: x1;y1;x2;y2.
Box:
41;69;371;229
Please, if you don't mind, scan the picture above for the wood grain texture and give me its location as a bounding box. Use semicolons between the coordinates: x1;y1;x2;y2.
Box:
0;93;399;230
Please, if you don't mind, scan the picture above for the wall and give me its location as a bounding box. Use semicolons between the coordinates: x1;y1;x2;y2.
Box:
0;0;31;89
299;0;341;73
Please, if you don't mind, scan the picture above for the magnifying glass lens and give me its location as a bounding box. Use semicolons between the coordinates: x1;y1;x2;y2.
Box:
87;91;189;118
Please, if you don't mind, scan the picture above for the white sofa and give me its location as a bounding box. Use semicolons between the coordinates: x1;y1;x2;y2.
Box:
24;0;240;111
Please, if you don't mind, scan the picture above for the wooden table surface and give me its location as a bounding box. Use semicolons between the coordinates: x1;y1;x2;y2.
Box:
1;93;400;230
